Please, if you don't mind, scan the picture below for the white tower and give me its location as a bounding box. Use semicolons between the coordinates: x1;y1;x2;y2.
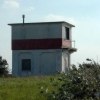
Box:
9;21;77;76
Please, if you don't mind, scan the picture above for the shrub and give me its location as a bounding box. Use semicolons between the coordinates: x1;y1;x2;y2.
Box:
44;59;100;100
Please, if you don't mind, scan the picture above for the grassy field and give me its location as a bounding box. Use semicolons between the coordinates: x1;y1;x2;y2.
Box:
0;76;58;100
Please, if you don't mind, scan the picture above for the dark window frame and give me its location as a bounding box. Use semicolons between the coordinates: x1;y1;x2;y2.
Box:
21;59;31;71
66;27;70;40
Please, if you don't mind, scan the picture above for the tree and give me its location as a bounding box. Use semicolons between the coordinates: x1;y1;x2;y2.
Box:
0;56;8;76
44;59;100;100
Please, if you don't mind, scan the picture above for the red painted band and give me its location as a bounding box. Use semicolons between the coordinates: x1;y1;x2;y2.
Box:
12;39;62;50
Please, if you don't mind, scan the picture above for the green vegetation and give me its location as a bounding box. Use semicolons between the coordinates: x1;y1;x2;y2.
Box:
44;59;100;100
0;59;100;100
0;76;58;100
0;56;8;76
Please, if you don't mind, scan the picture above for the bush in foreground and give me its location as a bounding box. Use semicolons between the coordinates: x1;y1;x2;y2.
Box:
43;59;100;100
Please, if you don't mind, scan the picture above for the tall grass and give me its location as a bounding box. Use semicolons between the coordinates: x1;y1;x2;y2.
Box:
0;76;57;100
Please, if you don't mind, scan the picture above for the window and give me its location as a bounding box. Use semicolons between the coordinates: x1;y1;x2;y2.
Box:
66;27;70;40
22;59;31;71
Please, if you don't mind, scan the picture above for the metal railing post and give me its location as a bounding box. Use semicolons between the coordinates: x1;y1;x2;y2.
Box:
72;40;75;48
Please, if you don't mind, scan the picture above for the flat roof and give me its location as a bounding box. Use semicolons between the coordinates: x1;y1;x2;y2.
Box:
8;21;75;27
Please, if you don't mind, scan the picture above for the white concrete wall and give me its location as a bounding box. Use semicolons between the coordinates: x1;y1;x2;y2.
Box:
12;49;62;76
12;23;62;40
62;50;70;73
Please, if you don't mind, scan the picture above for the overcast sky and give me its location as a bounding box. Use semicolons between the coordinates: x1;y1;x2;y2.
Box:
0;0;100;70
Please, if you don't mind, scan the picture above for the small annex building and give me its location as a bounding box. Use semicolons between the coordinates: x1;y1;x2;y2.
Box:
9;20;77;76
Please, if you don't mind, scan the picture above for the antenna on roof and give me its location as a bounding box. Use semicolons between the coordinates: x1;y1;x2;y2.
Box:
22;14;25;24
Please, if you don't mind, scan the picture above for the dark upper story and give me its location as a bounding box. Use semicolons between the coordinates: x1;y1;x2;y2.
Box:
8;21;75;40
9;21;76;51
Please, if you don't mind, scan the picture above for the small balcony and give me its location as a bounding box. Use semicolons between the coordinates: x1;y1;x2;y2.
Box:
62;39;77;53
